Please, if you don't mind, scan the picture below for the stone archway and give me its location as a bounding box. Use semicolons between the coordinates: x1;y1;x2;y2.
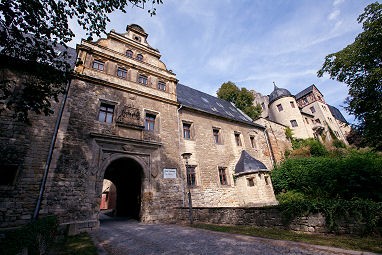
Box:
102;157;144;220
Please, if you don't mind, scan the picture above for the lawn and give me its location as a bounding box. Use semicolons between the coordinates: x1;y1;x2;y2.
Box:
192;223;382;254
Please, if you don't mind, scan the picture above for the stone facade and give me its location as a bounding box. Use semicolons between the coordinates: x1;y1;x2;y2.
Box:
0;24;278;232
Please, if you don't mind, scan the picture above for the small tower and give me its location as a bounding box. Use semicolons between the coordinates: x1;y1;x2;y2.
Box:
268;84;313;139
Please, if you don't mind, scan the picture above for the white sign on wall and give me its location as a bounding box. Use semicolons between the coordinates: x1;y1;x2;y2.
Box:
163;168;177;179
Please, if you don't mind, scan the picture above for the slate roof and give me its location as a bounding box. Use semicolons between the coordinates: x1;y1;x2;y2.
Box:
55;44;77;69
328;105;348;123
295;85;315;100
234;150;269;175
177;84;264;128
269;85;293;104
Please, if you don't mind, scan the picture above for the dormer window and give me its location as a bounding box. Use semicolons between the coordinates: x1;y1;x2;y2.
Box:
126;50;133;58
136;54;143;61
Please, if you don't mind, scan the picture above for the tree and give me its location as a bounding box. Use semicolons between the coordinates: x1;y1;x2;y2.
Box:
0;0;162;121
317;2;382;150
217;81;262;120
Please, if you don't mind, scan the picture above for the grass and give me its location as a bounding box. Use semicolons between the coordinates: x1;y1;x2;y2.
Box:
192;223;382;254
48;232;98;255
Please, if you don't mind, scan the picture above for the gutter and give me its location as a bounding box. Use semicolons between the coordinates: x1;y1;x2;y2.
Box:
177;104;186;207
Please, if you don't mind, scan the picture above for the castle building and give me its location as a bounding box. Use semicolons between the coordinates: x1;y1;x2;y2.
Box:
0;24;277;232
253;84;350;144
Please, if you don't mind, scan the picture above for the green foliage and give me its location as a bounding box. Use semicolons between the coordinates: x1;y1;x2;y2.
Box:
0;0;162;121
272;150;382;234
333;139;346;148
217;81;262;120
291;138;328;157
317;2;382;150
216;81;240;102
285;127;293;141
0;215;58;255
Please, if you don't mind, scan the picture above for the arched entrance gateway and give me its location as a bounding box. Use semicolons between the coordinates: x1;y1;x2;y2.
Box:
101;157;143;220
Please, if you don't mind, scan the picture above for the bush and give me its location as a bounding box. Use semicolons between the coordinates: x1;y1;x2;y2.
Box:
290;138;328;157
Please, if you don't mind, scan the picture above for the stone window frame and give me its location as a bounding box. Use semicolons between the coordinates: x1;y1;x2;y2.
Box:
247;177;255;187
249;136;256;148
310;106;316;113
117;67;128;79
157;80;166;91
186;165;197;187
126;49;133;58
0;164;19;186
276;103;283;112
136;53;143;61
138;73;148;85
264;175;270;185
182;121;194;140
290;120;298;127
92;59;104;71
290;101;295;108
212;127;223;145
315;118;321;124
218;166;229;186
144;109;160;132
98;100;117;124
234;131;242;146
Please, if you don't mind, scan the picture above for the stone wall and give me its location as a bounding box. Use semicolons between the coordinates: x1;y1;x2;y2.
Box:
0;68;62;228
175;207;364;235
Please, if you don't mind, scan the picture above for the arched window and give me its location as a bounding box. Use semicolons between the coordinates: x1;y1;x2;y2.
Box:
136;54;143;61
126;50;133;58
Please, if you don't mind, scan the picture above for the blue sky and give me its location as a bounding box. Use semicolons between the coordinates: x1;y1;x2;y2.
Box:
69;0;376;123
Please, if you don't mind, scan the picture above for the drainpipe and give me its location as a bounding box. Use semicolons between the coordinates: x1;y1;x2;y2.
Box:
33;79;71;221
176;104;185;207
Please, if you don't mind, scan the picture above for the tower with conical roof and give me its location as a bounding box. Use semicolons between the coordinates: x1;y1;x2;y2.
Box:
268;84;313;139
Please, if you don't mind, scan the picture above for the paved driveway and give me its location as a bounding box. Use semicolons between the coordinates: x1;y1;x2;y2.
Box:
91;216;376;255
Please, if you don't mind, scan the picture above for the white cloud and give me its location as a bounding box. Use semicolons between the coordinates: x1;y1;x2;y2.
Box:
328;9;341;20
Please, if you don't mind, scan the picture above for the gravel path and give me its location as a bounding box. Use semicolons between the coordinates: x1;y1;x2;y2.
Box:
91;216;376;255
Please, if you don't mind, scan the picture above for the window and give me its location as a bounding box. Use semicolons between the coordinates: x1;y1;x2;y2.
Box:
334;131;339;137
305;117;309;124
183;123;191;139
265;176;269;185
98;103;115;123
145;113;156;131
277;104;283;112
117;68;127;79
138;74;148;85
303;97;308;103
247;178;255;187
261;102;266;110
310;106;316;113
234;132;242;146
290;101;295;108
186;166;196;187
218;167;228;185
136;54;143;61
213;128;221;144
290;120;298;127
0;164;18;185
250;136;255;148
92;60;104;71
158;81;166;91
322;105;327;111
126;50;133;58
315;118;321;124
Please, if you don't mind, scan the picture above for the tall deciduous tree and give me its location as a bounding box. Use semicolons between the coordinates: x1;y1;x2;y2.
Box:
0;0;162;121
217;81;262;120
318;2;382;150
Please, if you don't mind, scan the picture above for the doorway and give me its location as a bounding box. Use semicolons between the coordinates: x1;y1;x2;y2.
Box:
102;157;143;220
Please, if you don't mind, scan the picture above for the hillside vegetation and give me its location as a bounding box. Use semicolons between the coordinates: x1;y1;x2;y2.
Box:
271;140;382;235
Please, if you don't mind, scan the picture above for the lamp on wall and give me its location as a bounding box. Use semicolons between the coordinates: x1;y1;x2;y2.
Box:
181;152;193;225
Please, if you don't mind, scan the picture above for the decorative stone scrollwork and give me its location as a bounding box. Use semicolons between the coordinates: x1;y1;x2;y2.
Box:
116;103;143;128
